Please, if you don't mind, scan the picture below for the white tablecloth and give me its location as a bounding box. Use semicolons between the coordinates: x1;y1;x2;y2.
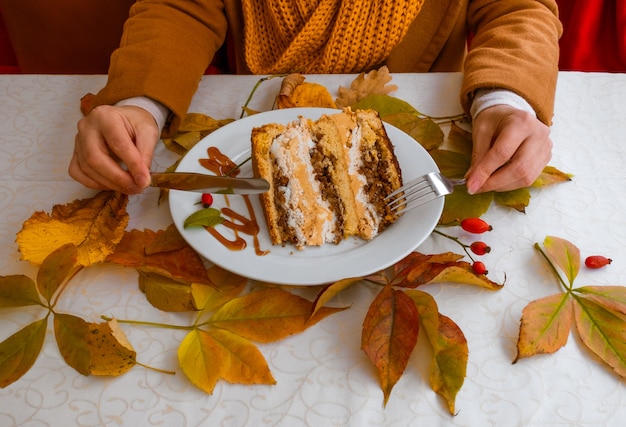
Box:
0;72;625;426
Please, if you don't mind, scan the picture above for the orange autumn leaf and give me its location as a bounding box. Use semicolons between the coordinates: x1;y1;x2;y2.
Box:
542;236;581;285
513;293;574;362
574;286;626;316
209;288;342;343
106;227;210;284
178;328;275;394
276;74;337;109
16;191;128;267
361;285;419;405
407;290;467;415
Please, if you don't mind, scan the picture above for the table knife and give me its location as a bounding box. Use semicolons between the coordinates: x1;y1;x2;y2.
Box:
150;172;270;194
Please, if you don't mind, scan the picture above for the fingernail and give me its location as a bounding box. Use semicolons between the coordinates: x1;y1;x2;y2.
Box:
136;174;150;189
466;180;478;195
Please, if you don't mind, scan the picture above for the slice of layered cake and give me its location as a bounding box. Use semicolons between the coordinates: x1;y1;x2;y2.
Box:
251;108;403;249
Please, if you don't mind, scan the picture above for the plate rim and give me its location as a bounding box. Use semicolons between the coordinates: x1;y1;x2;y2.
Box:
169;107;443;285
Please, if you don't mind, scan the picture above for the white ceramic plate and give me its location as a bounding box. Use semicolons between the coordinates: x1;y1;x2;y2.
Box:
169;108;443;285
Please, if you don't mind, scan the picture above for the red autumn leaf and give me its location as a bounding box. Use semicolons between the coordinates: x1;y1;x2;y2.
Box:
361;285;420;405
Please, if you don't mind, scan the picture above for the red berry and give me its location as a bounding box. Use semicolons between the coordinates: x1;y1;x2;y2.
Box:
461;218;492;234
201;193;213;208
472;261;488;275
585;255;612;269
470;241;491;256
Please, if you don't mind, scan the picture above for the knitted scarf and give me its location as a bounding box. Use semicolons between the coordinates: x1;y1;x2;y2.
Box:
241;0;425;74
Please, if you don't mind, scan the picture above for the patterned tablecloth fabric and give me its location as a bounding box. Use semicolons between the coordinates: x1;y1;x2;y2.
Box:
0;72;625;426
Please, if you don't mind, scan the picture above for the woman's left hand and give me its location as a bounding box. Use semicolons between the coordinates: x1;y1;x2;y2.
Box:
464;105;553;194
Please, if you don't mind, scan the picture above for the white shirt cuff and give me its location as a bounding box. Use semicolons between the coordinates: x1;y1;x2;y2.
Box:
115;97;170;131
470;88;537;119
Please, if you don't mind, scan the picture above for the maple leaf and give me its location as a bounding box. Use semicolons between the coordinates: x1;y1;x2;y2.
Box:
514;236;626;379
54;314;136;376
335;66;398;108
276;73;337;109
16;191;129;267
407;290;467;415
0;318;47;388
106;225;210;284
361;284;420;405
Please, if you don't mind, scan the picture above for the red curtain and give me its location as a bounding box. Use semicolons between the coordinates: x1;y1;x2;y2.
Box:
558;0;626;72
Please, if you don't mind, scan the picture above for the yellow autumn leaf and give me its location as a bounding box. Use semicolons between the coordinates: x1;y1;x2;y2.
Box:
178;328;275;394
429;265;503;290
53;314;136;376
16;191;128;267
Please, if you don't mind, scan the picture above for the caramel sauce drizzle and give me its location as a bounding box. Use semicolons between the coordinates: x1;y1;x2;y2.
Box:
198;146;269;255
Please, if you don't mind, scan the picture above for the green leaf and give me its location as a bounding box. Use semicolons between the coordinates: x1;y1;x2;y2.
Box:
352;94;419;117
0;275;42;308
543;236;580;286
36;243;78;303
429;149;471;179
494;188;531;213
183;208;225;228
406;290;467;415
0;318;47;387
439;190;493;224
573;295;626;378
383;113;444;150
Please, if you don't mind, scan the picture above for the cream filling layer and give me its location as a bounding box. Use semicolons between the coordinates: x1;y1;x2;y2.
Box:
270;119;337;246
344;125;380;239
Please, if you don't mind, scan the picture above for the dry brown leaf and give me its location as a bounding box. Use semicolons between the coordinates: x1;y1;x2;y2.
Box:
277;73;337;109
16;191;129;267
335;66;398;108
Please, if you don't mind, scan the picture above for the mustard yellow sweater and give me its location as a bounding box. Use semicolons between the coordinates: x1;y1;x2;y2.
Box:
94;0;561;134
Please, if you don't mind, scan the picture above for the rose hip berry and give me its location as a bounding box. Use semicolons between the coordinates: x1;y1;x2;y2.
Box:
461;218;492;234
201;193;213;208
585;255;612;269
470;241;491;256
472;261;488;275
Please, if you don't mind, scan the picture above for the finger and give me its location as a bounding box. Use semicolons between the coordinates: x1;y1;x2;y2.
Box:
478;135;552;193
71;127;142;194
466;124;524;193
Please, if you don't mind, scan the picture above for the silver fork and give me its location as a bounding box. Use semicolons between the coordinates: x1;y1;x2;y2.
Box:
386;172;466;213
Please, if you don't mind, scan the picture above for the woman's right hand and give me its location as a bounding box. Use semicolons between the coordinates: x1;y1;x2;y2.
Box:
69;105;160;194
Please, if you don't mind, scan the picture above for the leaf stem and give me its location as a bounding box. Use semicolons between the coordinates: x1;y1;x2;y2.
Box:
100;315;194;331
240;73;289;118
432;229;475;262
134;361;176;375
533;243;572;292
